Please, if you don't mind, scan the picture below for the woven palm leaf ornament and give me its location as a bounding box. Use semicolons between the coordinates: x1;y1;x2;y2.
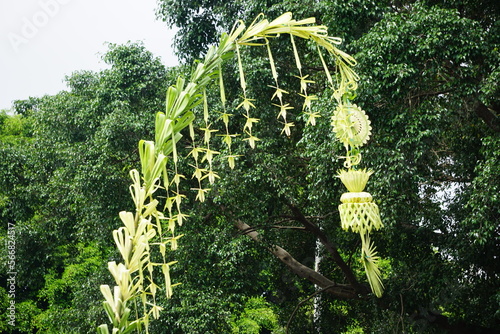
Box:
98;12;388;334
332;102;384;297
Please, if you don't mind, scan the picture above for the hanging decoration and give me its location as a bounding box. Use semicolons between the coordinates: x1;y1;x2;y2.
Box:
333;103;384;297
98;11;385;334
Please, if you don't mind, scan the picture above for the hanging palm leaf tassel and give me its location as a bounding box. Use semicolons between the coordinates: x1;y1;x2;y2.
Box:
360;233;384;298
337;169;384;297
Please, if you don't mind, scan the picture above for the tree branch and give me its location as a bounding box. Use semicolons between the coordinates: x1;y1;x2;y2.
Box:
287;203;368;295
234;220;359;300
474;101;500;133
409;89;453;101
286;284;337;334
237;224;306;235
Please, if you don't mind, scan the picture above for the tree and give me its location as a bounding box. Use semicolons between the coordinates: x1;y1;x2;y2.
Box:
0;42;173;333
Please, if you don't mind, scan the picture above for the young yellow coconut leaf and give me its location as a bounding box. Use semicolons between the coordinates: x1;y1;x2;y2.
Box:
265;17;318;38
266;43;278;80
170;173;185;187
304;111;321;126
146;228;157;241
218;133;239;147
228;20;246;43
237;97;256;112
218;63;226;107
288;16;319;27
270;86;289;103
295;75;315;94
103;301;119;327
113;228;132;266
267;11;293;28
118;307;132;329
148;280;158;299
149;304;163;320
97;324;110;334
202;89;209;123
243;133;260;149
338;200;383;234
165;86;178;113
334;47;358;67
202;170;220;185
134;218;150;245
332;104;372;148
149;154;167;187
191;166;207;181
107;262;120;285
162;262;177;298
273;103;294;120
337;169;373;192
139;140;155;182
188;146;204;162
159;242;166;259
235;43;247;92
128;240;147;273
192;187;210;202
112;285;123;314
200;125;218;144
290;34;302;71
154;113;173;149
129;169;145;211
316;43;334;89
171;132;179;164
158;132;182;159
243;19;270;41
226;155;243;169
166;234;183;250
243;115;259;131
171;111;195;138
171;90;191;118
100;285;117;317
119;211;136;237
238;13;267;42
188;120;195;141
121;320;140;334
191;62;210;82
153;211;165;236
218;111;233;127
100;10;381;332
300;93;318;110
175;212;189;226
201;148;220;164
142;199;159;218
281;122;295;136
361;234;384;297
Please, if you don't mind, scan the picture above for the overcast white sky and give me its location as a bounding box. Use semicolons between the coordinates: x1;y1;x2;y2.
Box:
0;0;178;111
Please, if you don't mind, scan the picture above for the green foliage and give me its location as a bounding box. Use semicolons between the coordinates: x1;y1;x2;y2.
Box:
3;1;498;333
0;111;32;143
230;297;283;334
0;42;171;333
35;243;108;333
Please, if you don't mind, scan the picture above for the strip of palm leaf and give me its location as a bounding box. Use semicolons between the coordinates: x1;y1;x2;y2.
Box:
361;233;384;297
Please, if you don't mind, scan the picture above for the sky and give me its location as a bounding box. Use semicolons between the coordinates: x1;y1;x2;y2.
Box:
0;0;178;111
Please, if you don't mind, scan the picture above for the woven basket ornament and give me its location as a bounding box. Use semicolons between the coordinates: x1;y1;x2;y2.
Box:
338;169;383;235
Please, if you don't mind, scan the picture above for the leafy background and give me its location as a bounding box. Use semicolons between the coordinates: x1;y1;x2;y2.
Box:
1;0;499;333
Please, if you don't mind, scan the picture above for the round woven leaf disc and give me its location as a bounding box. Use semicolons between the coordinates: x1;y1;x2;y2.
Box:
332;104;372;147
